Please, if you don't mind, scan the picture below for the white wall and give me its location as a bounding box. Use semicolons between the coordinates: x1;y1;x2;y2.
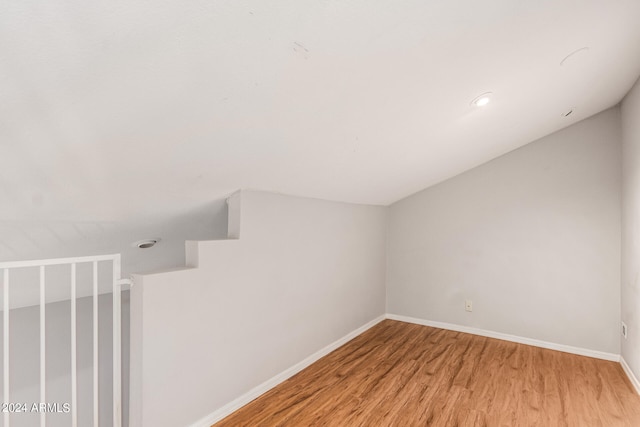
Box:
387;108;622;354
130;190;387;427
622;77;640;377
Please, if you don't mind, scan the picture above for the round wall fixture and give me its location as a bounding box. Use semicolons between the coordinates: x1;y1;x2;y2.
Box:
471;92;493;107
133;239;159;249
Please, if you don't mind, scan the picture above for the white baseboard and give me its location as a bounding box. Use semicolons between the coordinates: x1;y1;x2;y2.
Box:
189;314;386;427
386;313;620;362
621;357;640;395
189;313;633;427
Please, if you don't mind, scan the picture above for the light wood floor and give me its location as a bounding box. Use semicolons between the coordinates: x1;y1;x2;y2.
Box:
214;320;640;426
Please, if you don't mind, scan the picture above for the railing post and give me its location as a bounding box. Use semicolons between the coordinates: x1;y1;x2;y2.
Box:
113;255;122;427
93;261;99;427
3;268;9;427
71;263;78;427
40;266;46;427
0;254;123;427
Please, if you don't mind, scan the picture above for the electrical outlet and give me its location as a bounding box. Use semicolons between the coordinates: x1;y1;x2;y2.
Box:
622;322;628;339
465;300;473;312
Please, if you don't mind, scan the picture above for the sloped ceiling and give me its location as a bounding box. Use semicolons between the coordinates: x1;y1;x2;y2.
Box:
1;0;640;268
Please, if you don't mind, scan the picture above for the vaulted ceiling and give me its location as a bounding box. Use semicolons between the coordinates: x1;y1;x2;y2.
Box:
2;0;640;268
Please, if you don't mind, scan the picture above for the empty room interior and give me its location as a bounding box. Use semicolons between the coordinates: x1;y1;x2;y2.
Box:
2;1;640;426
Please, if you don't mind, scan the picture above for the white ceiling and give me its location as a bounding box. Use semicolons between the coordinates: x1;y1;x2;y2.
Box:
2;0;640;268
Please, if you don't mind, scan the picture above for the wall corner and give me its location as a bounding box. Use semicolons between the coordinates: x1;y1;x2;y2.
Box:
129;274;144;427
226;191;242;239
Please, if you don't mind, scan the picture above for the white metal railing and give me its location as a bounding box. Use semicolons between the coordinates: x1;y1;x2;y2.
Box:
0;253;127;427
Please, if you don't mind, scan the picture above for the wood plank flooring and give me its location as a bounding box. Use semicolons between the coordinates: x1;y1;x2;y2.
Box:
213;320;640;426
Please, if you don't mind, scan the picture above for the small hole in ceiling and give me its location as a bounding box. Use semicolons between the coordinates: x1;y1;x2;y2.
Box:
562;109;573;117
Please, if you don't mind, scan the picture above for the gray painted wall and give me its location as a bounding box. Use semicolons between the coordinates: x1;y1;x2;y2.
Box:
130;190;387;427
622;77;640;377
387;108;622;354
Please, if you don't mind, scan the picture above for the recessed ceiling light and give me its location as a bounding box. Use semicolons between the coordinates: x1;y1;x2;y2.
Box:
133;239;159;249
471;92;492;107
